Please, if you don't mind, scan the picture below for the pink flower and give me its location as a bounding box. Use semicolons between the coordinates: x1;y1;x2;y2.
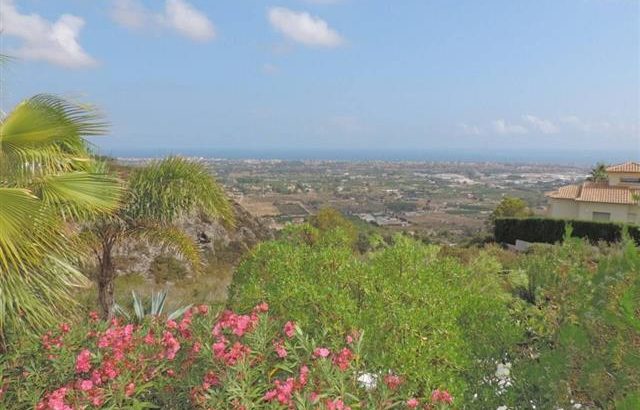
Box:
273;339;287;358
384;374;402;390
59;323;70;334
78;379;93;391
326;398;351;410
161;331;181;360
144;330;155;345
299;365;310;387
431;389;453;404
101;360;118;380
333;347;354;371
202;372;219;390
37;387;72;410
75;349;92;373
406;398;420;408
89;311;99;321
313;347;330;358
283;321;296;338
345;335;353;344
254;302;269;313
197;304;209;315
125;383;135;397
263;378;295;405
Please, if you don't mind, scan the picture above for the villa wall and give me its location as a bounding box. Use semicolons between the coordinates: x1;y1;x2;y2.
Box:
577;202;636;223
548;199;639;224
548;198;578;219
609;172;640;187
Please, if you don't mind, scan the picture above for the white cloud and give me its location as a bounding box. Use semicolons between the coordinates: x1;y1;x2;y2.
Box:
522;114;559;134
493;119;528;135
268;7;343;48
0;0;97;68
164;0;215;41
110;0;215;42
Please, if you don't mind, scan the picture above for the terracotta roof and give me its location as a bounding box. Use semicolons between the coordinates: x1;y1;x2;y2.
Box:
606;162;640;173
546;182;640;205
546;184;580;200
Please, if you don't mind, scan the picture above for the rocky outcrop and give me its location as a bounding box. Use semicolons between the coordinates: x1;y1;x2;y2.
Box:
113;201;273;277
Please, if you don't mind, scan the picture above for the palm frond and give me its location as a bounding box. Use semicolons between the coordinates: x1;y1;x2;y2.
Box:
124;156;234;227
36;171;122;219
137;224;203;274
0;257;88;336
0;93;119;342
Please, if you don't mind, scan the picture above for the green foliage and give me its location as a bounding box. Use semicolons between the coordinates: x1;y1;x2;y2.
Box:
82;156;235;318
490;196;532;221
510;236;640;408
494;217;640;245
124;157;234;226
113;290;192;323
588;162;609;183
0;94;121;344
228;231;521;404
308;208;357;247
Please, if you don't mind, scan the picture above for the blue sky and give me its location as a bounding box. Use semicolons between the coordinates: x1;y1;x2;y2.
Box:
1;0;639;158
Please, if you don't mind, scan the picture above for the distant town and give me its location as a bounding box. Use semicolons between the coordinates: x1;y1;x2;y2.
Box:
118;158;588;243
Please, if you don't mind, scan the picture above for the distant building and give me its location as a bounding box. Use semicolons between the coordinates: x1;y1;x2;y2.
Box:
545;162;640;224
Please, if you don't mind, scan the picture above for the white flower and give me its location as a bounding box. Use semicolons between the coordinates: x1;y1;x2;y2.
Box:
357;373;378;390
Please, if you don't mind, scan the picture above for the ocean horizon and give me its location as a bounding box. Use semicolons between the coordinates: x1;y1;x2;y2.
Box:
103;147;638;166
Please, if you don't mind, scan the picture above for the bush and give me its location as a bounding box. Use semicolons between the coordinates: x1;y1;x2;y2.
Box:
228;227;522;406
494;217;640;245
509;236;640;408
0;304;454;409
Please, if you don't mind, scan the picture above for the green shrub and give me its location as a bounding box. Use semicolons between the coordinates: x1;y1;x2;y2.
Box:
228;227;522;405
509;236;640;408
494;217;640;245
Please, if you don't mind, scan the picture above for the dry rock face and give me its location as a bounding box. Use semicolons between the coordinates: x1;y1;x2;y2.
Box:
113;201;273;277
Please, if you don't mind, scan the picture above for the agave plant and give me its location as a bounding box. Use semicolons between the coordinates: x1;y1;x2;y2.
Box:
113;290;192;323
0;94;121;348
82;156;234;318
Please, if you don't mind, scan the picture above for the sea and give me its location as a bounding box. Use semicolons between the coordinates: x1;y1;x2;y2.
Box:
103;148;638;167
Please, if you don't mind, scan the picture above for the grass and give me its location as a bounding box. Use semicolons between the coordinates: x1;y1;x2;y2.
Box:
76;260;235;313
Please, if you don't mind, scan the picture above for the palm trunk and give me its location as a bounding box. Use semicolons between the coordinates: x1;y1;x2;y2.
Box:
98;241;115;319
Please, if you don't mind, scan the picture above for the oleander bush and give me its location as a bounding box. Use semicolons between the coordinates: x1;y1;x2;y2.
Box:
229;225;522;406
0;304;453;410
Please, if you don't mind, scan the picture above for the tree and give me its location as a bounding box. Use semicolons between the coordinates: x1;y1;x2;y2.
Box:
309;207;357;246
84;157;234;318
587;162;608;183
0;95;121;347
491;196;532;221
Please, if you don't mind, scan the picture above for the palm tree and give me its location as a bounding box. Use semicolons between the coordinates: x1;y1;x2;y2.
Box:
83;157;234;318
0;95;121;348
588;163;608;183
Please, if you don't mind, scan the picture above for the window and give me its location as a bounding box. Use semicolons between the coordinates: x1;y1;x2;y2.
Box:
592;212;611;222
620;177;640;184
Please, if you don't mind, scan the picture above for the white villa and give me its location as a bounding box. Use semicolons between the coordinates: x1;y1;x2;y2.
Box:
546;162;640;224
